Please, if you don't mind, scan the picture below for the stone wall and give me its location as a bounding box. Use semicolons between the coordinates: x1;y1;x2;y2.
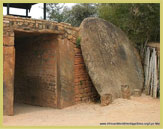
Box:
3;15;99;115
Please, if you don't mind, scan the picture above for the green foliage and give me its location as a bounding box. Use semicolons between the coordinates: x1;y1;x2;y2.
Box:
76;37;81;48
98;4;160;50
46;3;97;26
64;3;97;26
47;3;160;53
80;80;83;86
46;3;66;22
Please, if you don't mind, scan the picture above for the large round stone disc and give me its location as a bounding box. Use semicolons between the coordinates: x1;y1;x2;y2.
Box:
79;18;144;99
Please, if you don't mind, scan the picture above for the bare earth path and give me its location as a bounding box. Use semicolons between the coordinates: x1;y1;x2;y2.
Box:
3;94;160;126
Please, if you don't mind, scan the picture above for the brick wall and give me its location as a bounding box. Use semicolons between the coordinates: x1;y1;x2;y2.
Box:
74;47;100;103
3;15;99;115
14;33;58;108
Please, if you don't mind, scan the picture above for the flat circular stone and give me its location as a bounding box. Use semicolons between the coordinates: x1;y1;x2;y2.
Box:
79;17;144;99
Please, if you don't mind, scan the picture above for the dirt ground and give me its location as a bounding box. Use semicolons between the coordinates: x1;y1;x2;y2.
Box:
3;94;160;126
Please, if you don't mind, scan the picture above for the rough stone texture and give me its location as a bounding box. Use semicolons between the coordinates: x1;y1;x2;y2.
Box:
121;85;130;99
3;16;99;115
101;94;112;106
79;18;144;100
133;89;142;97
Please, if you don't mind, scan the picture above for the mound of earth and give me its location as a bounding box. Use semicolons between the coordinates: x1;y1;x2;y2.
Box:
79;17;144;100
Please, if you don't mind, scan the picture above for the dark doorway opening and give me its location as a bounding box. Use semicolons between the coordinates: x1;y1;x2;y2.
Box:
14;31;58;112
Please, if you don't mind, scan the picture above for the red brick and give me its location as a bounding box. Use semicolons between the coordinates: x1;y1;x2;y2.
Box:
3;36;14;46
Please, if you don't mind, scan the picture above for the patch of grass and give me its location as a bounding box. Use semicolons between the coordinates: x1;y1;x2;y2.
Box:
76;37;81;48
80;80;83;85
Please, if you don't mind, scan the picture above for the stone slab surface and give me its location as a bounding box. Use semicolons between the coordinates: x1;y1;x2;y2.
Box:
79;18;144;99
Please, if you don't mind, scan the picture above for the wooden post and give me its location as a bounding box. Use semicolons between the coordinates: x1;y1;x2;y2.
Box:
7;3;10;15
144;47;150;93
144;44;159;98
150;52;154;96
152;48;158;98
146;48;153;95
44;3;46;20
157;56;160;97
26;8;28;17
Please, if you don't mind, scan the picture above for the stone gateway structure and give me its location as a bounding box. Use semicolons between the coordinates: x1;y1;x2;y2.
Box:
3;16;144;116
3;16;99;115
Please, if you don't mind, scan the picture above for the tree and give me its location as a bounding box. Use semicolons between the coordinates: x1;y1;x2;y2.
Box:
46;3;97;26
64;3;97;26
98;4;160;53
46;3;160;58
46;3;65;22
